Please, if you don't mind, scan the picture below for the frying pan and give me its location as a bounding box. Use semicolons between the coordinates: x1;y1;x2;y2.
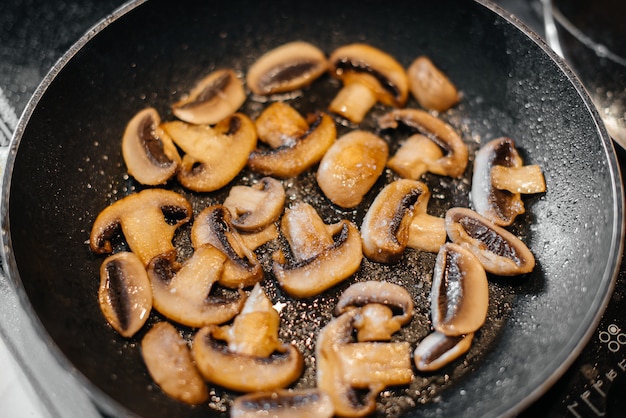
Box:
1;0;623;417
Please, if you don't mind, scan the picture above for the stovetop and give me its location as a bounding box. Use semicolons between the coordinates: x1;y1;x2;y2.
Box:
0;1;624;417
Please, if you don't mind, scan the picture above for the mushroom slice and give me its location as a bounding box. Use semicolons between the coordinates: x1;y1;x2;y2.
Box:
231;389;334;418
445;207;536;275
407;56;460;112
191;205;263;289
147;245;246;327
316;309;413;417
122;107;181;186
405;182;446;253
98;251;152;338
471;137;545;226
413;331;473;372
379;108;468;178
334;281;414;342
90;189;192;266
272;203;363;298
328;43;409;123
162;112;257;192
254;101;309;148
247;41;328;96
431;243;489;337
316;130;388;208
141;322;208;405
192;284;303;392
223;177;286;232
247;111;336;178
361;179;429;263
171;69;246;125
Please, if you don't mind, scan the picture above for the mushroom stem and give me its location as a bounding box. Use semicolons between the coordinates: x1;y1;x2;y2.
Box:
387;134;444;180
490;164;546;194
407;213;446;253
329;82;378;124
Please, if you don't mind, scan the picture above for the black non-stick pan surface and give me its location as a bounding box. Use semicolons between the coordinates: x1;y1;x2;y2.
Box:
1;0;623;417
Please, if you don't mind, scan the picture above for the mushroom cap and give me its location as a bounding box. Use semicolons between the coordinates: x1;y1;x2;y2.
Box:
254;101;309;148
121;107;180;186
247;41;328;95
431;243;489;337
413;331;473;372
360;179;429;263
172;69;246;125
162;112;257;192
231;389;334;418
379;108;468;178
223;177;286;232
316;130;388;208
407;56;460;112
329;43;409;107
89;188;192;266
141;322;209;405
445;207;536;275
471;137;525;226
98;251;152;338
247;111;336;178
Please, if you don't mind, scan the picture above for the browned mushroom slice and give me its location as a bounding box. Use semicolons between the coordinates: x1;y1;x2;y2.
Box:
247;111;336;178
89;189;192;266
471;137;545;226
254;101;309;148
272;202;363;298
231;389;334;418
431;243;489;337
192;284;303;392
379;108;468;179
171;69;246;126
361;179;429;263
316;130;388;208
191;205;263;289
413;331;473;372
445;207;536;275
98;252;152;338
147;245;246;327
141;322;208;405
223;177;286;232
405;182;446;253
316;309;413;417
334;281;414;342
121;107;181;186
328;43;409;123
162;112;257;192
247;41;328;96
407;56;460;112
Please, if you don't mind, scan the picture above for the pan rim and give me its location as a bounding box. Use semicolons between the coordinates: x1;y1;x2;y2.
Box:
1;0;623;417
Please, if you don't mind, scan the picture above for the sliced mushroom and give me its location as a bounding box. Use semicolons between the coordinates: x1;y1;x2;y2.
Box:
121;107;181;186
231;389;334;418
247;41;328;96
192;284;303;392
239;223;280;251
90;189;192;266
316;130;388;208
407;56;460;112
223;177;286;232
334;281;414;342
406;182;446;253
147;244;246;327
431;243;489;337
471;137;545;226
328;43;409;123
171;69;246;125
445;207;536;275
162;112;257;192
247;111;336;178
254;101;309;148
272;202;363;298
191;205;263;289
379;108;468;178
360;179;429;263
413;331;473;372
141;322;208;405
316;309;413;417
98;251;152;338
